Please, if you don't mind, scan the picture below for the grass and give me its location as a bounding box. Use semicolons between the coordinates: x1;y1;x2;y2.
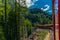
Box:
37;29;49;40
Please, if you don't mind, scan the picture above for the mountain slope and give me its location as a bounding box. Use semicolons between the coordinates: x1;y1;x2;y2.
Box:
24;8;52;25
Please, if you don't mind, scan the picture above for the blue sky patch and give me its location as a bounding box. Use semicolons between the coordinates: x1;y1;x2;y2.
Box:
26;0;58;14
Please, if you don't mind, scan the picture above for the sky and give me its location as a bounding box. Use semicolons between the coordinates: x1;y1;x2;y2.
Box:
55;0;58;13
26;0;58;14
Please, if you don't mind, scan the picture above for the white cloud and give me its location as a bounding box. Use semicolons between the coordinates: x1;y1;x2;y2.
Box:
41;4;50;11
26;0;38;8
17;0;38;8
26;0;31;7
26;0;34;7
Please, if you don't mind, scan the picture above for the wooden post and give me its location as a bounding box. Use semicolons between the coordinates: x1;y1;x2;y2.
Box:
52;0;56;40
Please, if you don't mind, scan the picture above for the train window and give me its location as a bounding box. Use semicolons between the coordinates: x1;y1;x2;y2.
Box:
0;0;58;40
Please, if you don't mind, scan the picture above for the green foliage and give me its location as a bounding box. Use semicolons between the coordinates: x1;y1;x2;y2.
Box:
0;2;5;40
24;8;52;26
25;19;32;36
